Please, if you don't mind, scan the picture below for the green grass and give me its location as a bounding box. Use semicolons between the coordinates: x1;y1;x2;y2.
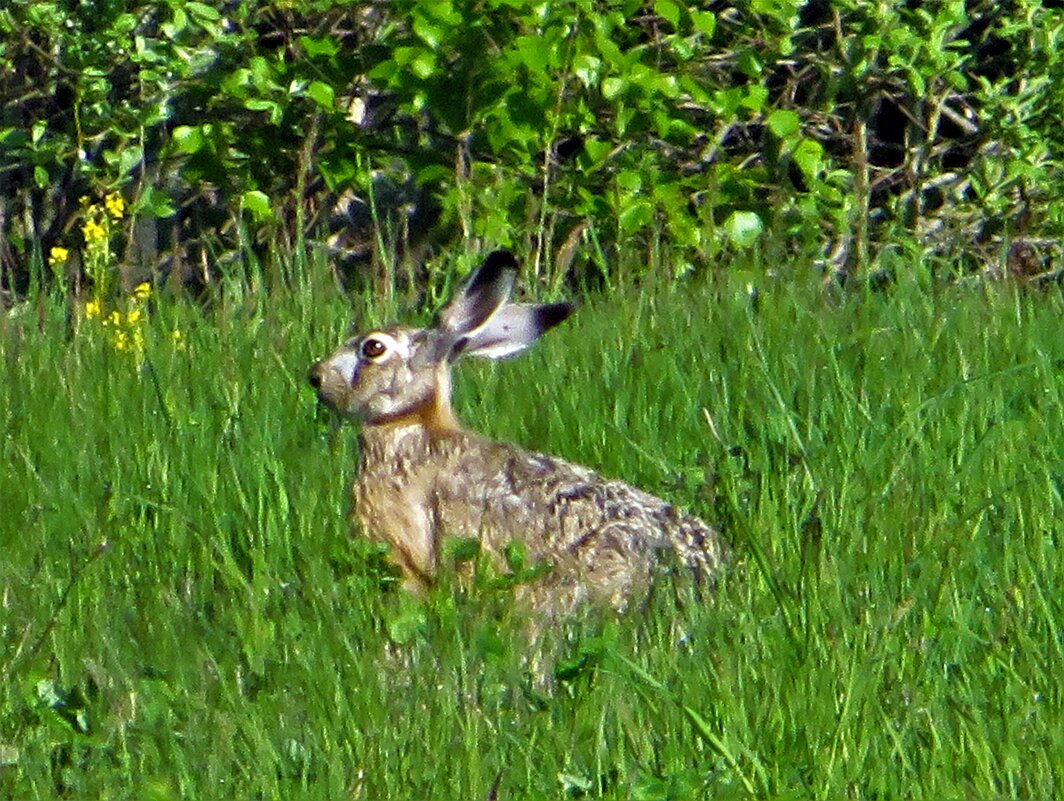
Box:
2;267;1063;799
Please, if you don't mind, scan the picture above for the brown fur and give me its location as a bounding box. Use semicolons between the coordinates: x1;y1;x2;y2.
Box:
309;252;723;616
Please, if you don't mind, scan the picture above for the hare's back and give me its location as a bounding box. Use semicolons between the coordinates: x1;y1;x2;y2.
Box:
436;435;722;581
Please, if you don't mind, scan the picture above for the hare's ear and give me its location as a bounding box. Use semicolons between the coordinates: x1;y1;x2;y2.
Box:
454;302;574;360
438;251;518;337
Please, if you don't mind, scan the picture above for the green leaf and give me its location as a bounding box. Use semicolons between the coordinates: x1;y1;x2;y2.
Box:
367;59;398;83
722;210;763;248
220;68;252;99
241;190;272;221
299;35;340;58
412;12;446;49
138;186;176;218
739;50;763;78
163;6;188;36
907;67;926;96
767;109;800;138
33;165;49;189
653;0;680;28
792;138;823;178
244;98;283;124
593;18;624;65
629;64;679;98
186;2;220;21
420;0;460;26
395;46;436;80
679;74;710;104
0;127;29;148
112;13;138;34
248;56;276;87
415;164;453;184
117;145;144;178
602;76;627;100
711;87;743;116
573;53;602;88
946;69;968;92
691;10;716;37
582;138;612;168
619;199;655;233
514;35;553;73
740;85;768;112
616;170;642;192
172;126;204;155
305;81;335;110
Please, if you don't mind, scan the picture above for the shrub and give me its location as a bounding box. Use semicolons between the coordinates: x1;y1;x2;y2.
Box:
1;0;1061;296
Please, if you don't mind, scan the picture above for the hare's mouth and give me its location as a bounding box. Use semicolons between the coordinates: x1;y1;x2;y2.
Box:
308;360;327;392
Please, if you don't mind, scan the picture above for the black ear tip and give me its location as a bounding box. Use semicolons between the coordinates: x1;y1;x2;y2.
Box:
483;250;518;272
539;302;576;331
464;250;519;295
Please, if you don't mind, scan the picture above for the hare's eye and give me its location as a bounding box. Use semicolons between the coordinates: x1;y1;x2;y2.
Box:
361;338;387;359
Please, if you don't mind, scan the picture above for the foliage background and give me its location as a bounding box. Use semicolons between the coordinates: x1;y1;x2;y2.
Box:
2;0;1063;297
3;2;1064;797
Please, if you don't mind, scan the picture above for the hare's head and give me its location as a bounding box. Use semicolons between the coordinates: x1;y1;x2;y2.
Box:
309;251;573;428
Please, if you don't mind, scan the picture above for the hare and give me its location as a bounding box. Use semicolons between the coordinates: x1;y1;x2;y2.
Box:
309;251;723;617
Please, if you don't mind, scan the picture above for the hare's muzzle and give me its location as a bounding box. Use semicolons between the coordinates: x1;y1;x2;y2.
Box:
308;357;354;416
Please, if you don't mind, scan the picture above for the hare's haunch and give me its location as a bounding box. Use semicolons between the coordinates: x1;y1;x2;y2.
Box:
309;251;723;615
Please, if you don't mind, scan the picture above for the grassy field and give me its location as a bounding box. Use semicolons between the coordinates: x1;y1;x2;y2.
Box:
1;262;1062;799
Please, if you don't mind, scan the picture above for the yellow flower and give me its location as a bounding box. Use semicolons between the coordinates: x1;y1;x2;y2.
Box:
49;246;70;266
132;282;151;301
105;192;125;220
82;218;107;244
126;308;143;325
106;310;122;327
85;299;102;319
111;325;144;358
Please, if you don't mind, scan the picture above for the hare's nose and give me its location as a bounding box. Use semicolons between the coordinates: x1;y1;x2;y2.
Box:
308;361;324;389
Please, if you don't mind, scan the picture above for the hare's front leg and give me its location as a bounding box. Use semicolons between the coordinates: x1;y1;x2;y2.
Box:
352;480;438;593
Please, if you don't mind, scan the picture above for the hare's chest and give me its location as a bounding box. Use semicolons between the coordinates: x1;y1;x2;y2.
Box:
351;459;440;584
